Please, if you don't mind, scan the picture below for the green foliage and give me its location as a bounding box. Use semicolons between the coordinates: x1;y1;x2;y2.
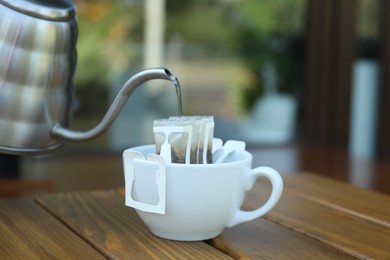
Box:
73;1;143;116
165;0;306;112
75;1;143;90
233;0;306;36
73;0;307;116
230;0;307;112
166;0;193;14
166;0;237;56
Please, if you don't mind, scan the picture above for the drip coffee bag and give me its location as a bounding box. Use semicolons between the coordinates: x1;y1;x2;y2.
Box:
153;116;214;164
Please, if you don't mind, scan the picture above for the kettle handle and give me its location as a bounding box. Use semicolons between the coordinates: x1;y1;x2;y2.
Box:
51;68;182;141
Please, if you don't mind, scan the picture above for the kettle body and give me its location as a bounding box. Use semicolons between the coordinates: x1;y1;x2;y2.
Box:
0;0;77;154
0;0;182;155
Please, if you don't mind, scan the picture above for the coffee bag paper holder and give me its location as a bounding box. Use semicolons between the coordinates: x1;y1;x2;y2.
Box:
124;125;193;214
123;150;167;215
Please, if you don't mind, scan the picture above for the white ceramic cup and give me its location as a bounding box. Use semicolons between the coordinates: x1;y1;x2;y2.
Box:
123;144;283;241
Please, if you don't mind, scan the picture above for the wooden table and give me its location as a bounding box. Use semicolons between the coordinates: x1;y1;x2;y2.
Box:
1;173;389;259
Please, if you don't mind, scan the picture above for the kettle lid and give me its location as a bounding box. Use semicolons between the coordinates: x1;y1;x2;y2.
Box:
0;0;75;21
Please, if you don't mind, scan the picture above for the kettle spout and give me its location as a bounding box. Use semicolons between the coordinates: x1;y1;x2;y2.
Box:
51;67;182;142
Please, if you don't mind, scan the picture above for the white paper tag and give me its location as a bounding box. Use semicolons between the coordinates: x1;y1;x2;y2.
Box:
123;150;166;215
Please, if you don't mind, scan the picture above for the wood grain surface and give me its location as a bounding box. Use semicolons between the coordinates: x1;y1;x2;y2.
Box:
242;174;390;259
36;190;231;259
283;173;390;225
3;173;389;259
0;198;104;259
208;218;357;260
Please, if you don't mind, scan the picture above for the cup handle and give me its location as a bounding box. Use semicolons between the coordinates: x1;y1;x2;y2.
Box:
227;166;283;227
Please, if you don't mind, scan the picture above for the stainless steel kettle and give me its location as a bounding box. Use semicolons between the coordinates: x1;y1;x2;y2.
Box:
0;0;182;155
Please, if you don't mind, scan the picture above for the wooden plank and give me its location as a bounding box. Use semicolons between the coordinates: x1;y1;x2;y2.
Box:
243;174;390;259
36;191;232;259
0;198;103;259
283;173;390;226
378;0;390;158
304;0;356;149
208;218;357;260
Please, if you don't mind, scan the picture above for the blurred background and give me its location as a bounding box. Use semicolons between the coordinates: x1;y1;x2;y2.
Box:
1;0;390;197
